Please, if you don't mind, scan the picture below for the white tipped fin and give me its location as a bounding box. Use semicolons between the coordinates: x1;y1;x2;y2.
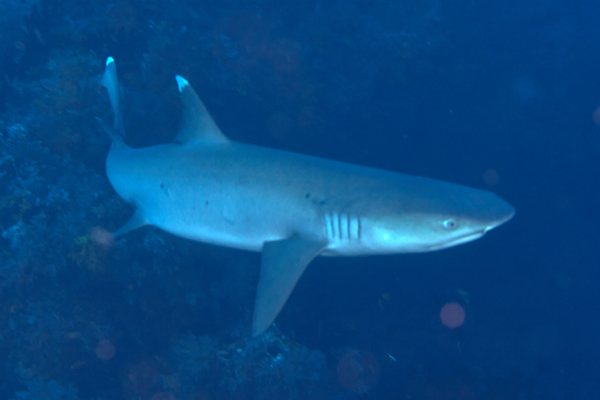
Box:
174;75;229;145
100;56;125;136
175;75;189;92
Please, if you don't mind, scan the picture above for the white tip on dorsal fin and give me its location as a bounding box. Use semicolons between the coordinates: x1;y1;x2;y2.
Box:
174;75;229;146
175;75;189;92
100;56;125;136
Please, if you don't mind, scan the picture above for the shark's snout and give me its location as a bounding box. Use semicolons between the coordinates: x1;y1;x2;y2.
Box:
490;196;516;228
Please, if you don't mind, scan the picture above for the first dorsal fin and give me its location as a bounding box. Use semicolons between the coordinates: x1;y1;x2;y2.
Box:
174;76;229;145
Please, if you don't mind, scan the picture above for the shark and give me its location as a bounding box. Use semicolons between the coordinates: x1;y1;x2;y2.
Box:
99;57;515;336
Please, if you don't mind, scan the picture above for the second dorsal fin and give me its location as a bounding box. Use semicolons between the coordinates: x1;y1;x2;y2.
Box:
174;76;229;145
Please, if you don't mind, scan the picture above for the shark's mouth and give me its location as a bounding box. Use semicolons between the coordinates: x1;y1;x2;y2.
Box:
427;230;487;251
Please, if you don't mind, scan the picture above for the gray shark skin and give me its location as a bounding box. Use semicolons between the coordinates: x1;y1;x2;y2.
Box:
99;57;515;336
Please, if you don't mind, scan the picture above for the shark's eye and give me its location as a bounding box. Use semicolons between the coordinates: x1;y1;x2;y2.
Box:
443;219;458;230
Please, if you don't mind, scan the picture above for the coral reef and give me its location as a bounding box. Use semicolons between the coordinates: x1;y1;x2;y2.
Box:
10;378;80;400
168;331;330;399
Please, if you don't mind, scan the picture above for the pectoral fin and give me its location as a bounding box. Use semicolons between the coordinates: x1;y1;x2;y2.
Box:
252;236;327;336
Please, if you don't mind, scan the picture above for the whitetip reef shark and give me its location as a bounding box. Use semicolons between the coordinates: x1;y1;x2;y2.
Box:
99;57;515;336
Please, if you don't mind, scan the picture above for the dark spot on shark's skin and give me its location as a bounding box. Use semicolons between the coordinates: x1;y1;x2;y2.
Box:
160;183;171;198
169;164;174;170
205;201;209;207
305;193;311;199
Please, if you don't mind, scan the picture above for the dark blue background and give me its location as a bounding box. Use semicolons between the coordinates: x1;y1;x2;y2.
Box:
0;0;599;398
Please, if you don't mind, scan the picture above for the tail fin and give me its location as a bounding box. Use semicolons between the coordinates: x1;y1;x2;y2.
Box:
100;57;126;147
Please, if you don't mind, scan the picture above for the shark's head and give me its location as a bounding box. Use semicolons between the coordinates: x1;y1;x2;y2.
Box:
361;177;515;253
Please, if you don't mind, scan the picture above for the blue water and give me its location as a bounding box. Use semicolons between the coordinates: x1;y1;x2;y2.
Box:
0;0;599;398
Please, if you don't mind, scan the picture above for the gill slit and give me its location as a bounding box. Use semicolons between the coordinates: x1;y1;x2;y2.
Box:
324;211;362;242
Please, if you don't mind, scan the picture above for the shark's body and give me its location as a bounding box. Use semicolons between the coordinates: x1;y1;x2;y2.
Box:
100;57;515;336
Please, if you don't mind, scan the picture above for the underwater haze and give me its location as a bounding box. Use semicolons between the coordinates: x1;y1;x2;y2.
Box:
0;0;599;399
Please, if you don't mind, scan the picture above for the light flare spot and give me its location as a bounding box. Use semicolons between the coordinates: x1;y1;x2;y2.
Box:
440;302;465;329
95;339;116;361
483;169;500;186
336;349;380;393
90;227;114;248
593;106;600;127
